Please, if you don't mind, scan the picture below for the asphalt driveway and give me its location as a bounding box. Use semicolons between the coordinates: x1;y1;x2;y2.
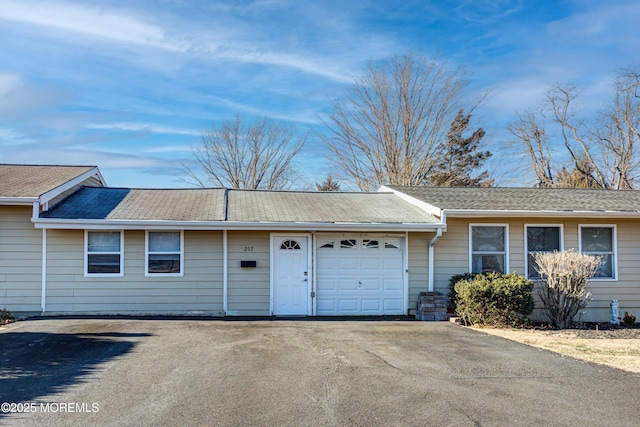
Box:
1;318;639;427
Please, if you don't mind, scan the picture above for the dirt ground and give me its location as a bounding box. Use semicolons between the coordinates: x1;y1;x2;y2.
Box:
477;325;640;374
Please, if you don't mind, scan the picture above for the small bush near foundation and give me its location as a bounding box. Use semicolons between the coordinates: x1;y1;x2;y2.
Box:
534;249;600;329
0;308;13;324
623;312;637;326
447;273;475;312
454;273;534;327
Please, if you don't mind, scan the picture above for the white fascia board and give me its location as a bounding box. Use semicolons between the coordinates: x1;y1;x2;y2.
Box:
443;209;640;218
39;167;105;205
0;197;39;205
378;186;443;218
32;218;445;232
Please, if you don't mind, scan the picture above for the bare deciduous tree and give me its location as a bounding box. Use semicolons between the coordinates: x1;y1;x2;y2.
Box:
506;110;554;187
507;69;640;189
183;115;305;190
323;53;481;191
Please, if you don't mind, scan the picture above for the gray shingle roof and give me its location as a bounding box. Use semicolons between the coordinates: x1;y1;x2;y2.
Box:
41;187;438;224
228;190;438;223
42;187;227;221
0;164;96;198
388;186;640;212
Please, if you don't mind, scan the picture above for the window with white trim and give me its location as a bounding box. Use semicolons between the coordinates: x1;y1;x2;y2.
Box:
526;225;562;279
470;225;507;274
384;238;401;249
580;225;616;279
85;231;123;276
146;231;183;276
340;239;357;249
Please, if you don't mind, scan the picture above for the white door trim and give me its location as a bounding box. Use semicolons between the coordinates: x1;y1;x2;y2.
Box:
403;232;409;314
270;233;312;315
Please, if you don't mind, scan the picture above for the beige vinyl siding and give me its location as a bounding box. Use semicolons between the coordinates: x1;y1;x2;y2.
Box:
45;230;223;314
407;232;433;313
434;217;640;322
0;206;42;313
227;231;271;316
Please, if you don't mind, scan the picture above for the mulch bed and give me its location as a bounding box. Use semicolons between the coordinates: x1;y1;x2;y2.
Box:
530;322;640;339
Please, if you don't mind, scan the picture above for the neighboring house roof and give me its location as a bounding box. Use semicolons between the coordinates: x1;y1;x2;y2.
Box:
41;187;227;221
228;190;438;224
386;186;640;216
36;187;441;230
0;164;98;199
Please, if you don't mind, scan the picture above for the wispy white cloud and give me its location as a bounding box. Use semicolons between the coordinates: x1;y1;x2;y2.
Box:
0;0;359;83
0;0;186;51
0;127;27;142
216;49;355;83
143;145;193;154
0;72;22;96
85;122;201;136
0;72;69;117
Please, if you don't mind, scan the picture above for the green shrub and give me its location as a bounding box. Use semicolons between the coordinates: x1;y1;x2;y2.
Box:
447;273;476;312
454;273;534;327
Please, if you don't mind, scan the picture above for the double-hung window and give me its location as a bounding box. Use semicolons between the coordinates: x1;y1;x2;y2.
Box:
85;231;123;276
525;225;562;279
579;225;616;279
470;225;508;274
146;231;183;276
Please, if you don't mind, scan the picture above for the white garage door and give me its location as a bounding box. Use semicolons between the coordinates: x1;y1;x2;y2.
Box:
316;235;404;315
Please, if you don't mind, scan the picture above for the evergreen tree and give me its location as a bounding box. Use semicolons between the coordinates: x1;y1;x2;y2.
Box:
430;110;493;187
316;175;341;191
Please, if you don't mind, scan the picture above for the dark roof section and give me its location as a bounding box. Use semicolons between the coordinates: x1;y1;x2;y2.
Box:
42;187;227;221
0;164;97;198
388;186;640;212
228;190;438;224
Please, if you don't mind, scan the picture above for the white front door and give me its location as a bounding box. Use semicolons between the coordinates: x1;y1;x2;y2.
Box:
272;235;310;315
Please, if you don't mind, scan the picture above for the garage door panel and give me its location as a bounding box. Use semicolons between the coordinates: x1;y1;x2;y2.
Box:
318;278;338;292
338;299;358;312
383;257;402;269
360;278;381;291
361;299;381;312
316;235;405;316
316;299;336;313
383;278;403;291
338;257;358;270
383;299;403;311
361;257;382;270
338;278;359;291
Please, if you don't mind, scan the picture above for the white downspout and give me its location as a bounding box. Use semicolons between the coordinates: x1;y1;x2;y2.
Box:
223;230;228;315
428;212;446;292
41;228;47;313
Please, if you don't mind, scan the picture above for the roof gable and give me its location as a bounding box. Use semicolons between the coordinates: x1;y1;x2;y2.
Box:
0;164;99;199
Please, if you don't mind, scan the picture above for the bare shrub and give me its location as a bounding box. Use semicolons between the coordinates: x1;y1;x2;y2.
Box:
534;249;601;328
1;308;13;324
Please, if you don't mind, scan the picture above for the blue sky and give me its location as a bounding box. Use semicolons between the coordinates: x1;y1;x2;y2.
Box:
0;0;639;188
